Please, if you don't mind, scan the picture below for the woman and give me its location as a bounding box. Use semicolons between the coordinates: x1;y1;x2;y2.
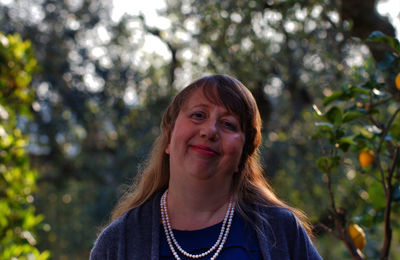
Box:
90;75;322;259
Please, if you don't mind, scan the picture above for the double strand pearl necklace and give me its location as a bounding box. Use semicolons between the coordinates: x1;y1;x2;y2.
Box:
160;189;235;260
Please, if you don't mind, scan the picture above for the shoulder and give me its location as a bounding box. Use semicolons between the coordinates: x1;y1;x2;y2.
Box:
89;210;131;260
255;205;322;259
89;193;162;260
261;206;294;218
257;206;301;236
259;206;298;225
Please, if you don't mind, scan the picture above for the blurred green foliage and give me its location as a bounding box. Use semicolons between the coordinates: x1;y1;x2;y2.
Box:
314;32;400;259
313;32;400;259
0;32;49;259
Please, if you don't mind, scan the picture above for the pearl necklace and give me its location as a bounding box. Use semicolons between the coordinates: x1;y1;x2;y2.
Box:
160;190;235;260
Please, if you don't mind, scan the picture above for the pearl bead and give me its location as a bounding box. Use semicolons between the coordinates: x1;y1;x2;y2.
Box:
160;189;234;259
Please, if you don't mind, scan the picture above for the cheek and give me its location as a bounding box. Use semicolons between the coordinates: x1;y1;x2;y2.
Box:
232;134;245;152
233;136;245;167
226;136;244;157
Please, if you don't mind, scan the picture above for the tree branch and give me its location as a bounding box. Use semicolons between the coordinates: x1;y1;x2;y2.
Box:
318;141;365;260
316;223;341;240
137;14;178;89
380;146;398;259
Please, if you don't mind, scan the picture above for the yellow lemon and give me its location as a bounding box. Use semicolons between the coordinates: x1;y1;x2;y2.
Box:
396;73;400;90
348;224;366;250
359;151;374;167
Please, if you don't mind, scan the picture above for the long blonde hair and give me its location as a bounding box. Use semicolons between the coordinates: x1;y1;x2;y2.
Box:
111;74;313;236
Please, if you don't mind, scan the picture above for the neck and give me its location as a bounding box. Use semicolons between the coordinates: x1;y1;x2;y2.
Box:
166;181;232;230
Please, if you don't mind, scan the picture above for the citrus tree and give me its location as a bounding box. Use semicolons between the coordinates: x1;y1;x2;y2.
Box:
0;32;49;259
313;31;400;259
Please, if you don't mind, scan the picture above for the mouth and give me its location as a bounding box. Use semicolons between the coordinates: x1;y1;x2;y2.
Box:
190;145;219;156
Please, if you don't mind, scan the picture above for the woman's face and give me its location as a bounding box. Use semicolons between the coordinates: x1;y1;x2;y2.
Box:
166;88;245;185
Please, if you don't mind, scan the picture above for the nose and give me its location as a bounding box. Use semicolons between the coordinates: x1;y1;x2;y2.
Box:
199;119;218;140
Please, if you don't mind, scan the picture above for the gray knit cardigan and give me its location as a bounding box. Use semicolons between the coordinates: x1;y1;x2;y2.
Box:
90;192;322;260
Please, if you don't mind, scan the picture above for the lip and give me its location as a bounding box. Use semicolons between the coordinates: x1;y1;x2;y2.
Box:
190;145;219;156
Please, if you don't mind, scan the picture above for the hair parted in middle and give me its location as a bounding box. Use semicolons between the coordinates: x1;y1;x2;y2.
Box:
110;74;312;236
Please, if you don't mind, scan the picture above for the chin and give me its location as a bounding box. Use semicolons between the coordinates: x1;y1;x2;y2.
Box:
188;171;215;180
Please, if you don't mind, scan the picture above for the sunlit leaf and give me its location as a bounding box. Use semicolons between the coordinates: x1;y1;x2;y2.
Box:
312;104;326;120
0;31;47;259
364;125;383;134
338;136;356;145
323;91;345;106
372;88;385;97
367;31;400;53
315;122;334;130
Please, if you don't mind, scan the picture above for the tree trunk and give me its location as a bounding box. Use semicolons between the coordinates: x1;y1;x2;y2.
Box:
340;0;396;62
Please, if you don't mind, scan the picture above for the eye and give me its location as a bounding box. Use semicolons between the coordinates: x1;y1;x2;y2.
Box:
189;111;206;121
222;120;238;131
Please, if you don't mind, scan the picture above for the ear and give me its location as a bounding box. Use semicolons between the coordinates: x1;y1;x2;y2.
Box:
165;144;170;154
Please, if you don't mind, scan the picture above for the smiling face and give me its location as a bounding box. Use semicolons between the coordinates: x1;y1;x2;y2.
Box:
165;88;245;186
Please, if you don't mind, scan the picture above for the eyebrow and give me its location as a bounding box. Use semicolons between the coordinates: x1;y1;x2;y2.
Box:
188;103;210;110
186;103;239;119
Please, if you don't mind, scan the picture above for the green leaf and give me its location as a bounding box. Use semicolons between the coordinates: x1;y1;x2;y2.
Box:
326;106;342;126
312;104;325;120
371;88;386;98
0;32;45;258
350;134;369;152
367;31;400;53
323;91;344;106
338;136;356;145
337;136;356;152
316;156;340;173
368;181;386;208
364;125;383;135
313;122;334;140
350;85;369;95
315;122;334;131
334;127;345;141
389;121;400;139
343;111;365;122
317;156;329;173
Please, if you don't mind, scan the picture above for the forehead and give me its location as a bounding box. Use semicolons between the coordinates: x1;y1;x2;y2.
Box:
182;87;232;113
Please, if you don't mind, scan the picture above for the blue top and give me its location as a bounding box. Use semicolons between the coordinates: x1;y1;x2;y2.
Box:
90;192;323;260
160;212;262;259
